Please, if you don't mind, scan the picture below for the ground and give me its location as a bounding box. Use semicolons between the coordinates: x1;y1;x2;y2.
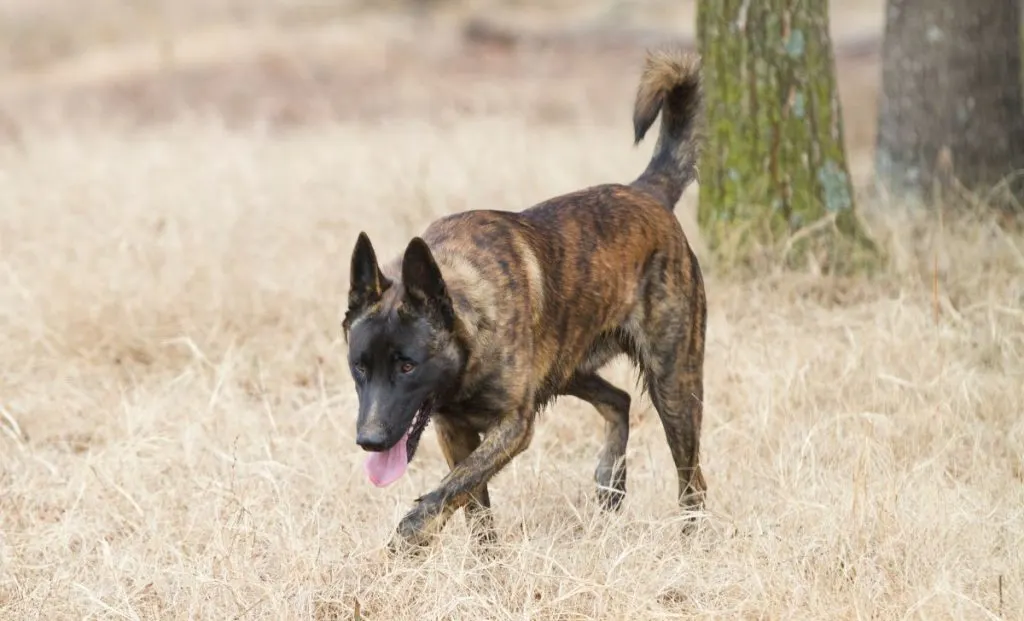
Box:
1;1;1022;619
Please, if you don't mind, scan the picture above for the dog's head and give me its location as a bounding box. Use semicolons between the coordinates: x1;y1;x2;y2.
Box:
342;232;463;487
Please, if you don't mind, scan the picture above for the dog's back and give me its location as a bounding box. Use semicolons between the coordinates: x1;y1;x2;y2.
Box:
417;48;704;409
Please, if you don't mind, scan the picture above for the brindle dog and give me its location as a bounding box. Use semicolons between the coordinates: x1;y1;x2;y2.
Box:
342;48;707;551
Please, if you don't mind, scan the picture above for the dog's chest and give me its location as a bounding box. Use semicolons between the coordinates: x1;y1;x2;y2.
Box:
435;383;509;432
433;406;496;434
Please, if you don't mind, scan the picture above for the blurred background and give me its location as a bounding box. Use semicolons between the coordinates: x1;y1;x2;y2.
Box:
2;3;1023;619
0;0;884;160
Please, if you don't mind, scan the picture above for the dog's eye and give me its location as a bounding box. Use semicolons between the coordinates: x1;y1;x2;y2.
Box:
399;361;416;374
353;363;367;377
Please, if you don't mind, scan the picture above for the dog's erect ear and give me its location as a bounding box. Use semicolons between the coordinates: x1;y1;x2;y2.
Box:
344;232;390;331
401;237;454;329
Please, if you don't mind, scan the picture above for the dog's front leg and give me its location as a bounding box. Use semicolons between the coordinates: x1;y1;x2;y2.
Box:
389;404;535;550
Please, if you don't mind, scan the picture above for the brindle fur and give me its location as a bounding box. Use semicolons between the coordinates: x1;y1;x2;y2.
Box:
342;48;707;550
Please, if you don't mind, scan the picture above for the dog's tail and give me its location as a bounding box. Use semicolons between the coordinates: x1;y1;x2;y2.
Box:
630;48;703;211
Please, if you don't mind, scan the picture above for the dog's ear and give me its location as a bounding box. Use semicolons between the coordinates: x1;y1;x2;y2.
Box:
344;232;390;332
401;237;455;330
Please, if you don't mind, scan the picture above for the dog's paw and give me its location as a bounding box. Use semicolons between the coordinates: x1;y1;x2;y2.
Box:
678;498;708;536
464;508;498;545
387;502;439;554
385;530;430;559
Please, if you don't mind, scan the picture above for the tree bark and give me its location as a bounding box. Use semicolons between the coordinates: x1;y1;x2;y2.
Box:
696;0;873;272
874;0;1024;209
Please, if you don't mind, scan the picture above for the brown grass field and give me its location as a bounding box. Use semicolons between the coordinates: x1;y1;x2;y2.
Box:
1;0;1023;619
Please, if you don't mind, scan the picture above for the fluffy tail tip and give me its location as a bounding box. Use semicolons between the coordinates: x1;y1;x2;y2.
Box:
632;47;702;145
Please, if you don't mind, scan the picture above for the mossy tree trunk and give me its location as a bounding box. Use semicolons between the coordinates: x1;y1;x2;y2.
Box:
875;0;1024;211
696;0;875;272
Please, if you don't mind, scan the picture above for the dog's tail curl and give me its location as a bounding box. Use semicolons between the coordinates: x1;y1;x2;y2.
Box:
630;48;703;211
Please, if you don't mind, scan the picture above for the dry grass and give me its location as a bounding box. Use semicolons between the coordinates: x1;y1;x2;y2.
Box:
1;1;1023;620
2;115;1022;621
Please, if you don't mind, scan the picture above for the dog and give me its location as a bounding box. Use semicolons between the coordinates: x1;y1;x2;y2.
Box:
341;47;707;550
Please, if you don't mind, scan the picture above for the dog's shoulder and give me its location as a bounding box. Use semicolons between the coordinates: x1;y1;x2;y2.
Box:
418;209;531;258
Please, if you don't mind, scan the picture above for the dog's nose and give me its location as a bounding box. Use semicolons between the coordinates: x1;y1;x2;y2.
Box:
356;429;389;452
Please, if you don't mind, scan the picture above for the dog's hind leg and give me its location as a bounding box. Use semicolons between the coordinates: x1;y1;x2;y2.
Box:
646;362;706;514
565;373;631;511
638;256;708;517
432;417;496;544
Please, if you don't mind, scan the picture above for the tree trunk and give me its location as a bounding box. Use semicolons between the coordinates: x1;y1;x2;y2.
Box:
874;0;1024;210
696;0;874;273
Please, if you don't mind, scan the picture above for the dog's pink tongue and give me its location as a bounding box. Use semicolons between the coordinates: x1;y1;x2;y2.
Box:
364;432;409;487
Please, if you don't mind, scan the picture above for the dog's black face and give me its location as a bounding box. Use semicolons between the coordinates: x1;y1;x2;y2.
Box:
343;232;463;487
346;310;459;459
